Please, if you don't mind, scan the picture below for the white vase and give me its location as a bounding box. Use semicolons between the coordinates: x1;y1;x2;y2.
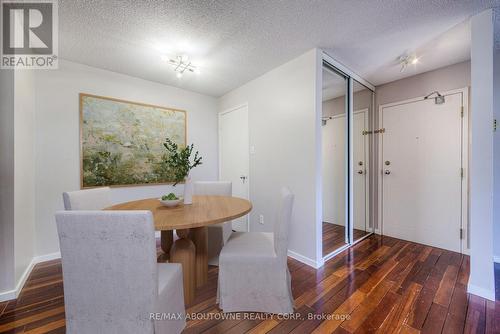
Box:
183;175;193;205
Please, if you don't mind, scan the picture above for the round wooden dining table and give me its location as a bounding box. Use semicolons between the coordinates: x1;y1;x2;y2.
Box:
106;195;252;304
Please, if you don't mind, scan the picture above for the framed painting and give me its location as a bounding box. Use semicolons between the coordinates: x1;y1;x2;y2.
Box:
80;93;187;188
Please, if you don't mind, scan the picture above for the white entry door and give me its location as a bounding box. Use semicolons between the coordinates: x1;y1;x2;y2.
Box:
380;91;465;252
219;105;249;232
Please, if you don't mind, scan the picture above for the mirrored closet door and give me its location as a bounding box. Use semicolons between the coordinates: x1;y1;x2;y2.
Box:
321;59;375;259
352;80;374;242
321;65;348;257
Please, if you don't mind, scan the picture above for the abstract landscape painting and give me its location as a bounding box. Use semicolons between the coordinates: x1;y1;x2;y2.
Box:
80;94;186;188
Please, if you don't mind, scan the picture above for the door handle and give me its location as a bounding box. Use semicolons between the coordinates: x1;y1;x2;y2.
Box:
384;170;391;175
240;175;247;183
357;170;364;175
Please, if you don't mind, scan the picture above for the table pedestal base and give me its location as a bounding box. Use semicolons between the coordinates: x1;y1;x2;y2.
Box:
158;230;173;262
192;227;208;288
169;229;196;305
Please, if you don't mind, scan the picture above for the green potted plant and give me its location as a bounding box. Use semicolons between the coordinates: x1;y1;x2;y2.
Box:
163;138;202;204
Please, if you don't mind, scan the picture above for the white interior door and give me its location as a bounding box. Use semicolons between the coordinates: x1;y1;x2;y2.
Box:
381;92;463;252
219;105;249;232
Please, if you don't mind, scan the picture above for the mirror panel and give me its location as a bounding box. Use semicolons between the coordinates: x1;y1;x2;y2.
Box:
322;66;348;256
352;79;374;242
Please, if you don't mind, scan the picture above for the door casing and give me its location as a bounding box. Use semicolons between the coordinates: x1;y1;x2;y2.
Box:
218;103;250;232
377;87;469;254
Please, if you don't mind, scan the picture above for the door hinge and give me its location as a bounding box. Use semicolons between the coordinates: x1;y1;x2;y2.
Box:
460;228;464;239
362;130;373;135
494;119;497;132
460;168;464;179
374;128;386;134
460;106;464;118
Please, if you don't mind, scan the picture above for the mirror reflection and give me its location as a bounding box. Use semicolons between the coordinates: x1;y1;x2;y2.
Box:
352;80;374;242
322;66;348;256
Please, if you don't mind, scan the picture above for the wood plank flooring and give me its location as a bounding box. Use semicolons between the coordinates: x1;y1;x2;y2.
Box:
323;222;369;256
1;235;499;333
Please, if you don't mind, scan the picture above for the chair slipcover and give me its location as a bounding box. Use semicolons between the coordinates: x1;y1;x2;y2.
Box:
217;187;294;314
193;181;233;265
55;211;185;334
62;187;112;210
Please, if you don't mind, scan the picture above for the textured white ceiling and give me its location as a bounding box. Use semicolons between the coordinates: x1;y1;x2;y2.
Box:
59;1;500;97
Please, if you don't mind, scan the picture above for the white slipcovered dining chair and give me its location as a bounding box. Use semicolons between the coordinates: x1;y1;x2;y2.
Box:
217;187;294;314
62;187;112;210
55;211;186;334
193;181;233;265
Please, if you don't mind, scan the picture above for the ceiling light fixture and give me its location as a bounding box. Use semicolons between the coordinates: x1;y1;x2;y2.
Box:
164;55;199;78
398;54;419;72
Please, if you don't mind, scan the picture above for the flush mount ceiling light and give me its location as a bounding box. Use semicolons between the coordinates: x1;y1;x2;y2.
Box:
162;55;200;78
398;54;419;72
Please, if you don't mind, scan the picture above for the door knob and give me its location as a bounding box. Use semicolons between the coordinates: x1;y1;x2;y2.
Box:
357;170;364;175
384;170;391;175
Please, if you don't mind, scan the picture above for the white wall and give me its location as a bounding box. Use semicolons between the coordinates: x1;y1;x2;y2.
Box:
34;60;219;256
0;69;37;300
376;61;471;106
14;71;36;283
468;9;495;301
0;70;15;294
218;49;322;265
494;48;500;262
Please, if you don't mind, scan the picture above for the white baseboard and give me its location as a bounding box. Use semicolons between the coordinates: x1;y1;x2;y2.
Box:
494;256;500;264
0;252;61;303
0;258;35;302
0;289;16;302
33;252;61;263
288;250;324;269
467;283;496;301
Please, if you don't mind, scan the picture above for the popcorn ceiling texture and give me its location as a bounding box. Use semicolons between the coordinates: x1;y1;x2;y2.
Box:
58;0;500;96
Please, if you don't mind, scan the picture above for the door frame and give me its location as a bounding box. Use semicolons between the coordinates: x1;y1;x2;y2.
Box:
218;103;250;232
377;87;469;254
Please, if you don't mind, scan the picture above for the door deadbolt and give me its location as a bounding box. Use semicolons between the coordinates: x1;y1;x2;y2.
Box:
385;161;391;166
358;161;363;166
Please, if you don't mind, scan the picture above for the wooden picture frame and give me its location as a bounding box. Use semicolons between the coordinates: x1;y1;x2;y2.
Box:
79;93;187;188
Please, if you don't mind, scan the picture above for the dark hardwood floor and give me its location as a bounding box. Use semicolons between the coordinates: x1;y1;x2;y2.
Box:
1;235;499;333
323;222;369;256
